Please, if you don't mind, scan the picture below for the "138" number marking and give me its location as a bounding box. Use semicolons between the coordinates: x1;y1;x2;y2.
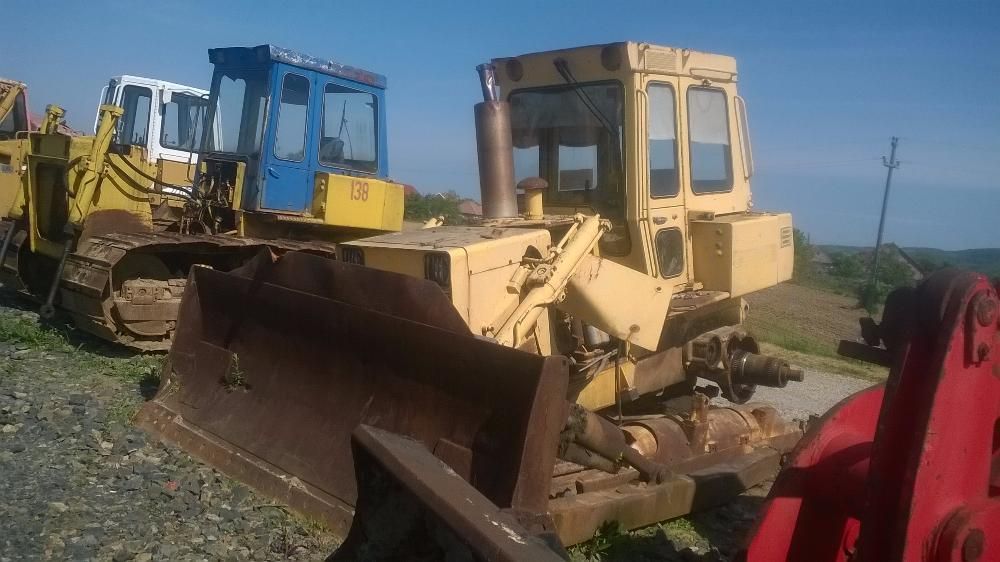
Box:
350;180;369;201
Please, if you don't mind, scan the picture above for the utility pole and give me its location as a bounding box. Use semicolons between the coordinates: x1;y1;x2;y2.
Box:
869;136;901;289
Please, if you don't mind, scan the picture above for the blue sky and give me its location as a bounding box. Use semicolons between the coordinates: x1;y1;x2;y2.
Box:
3;0;997;249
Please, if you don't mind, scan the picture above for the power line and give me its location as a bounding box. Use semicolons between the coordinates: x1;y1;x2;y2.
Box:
760;157;881;171
901;137;999;154
897;159;1000;179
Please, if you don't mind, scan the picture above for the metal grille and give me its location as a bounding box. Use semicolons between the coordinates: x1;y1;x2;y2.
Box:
644;50;678;73
341;246;365;265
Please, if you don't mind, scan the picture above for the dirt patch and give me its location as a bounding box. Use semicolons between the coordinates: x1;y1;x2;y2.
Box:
745;282;866;355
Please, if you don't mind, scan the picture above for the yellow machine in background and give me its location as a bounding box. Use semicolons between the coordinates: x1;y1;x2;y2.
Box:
0;79;29;139
141;41;805;551
0;46;404;349
0;79;31;218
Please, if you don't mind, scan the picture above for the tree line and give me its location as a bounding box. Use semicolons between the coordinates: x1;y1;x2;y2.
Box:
793;228;923;313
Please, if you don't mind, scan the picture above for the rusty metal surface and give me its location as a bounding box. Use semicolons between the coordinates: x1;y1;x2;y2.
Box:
475;101;518;219
137;250;569;533
551;399;802;545
79;209;153;241
225;250;471;334
330;425;567;561
551;447;783;547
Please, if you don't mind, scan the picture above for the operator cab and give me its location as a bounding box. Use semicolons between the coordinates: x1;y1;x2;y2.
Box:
203;45;389;214
97;75;210;167
492;42;776;292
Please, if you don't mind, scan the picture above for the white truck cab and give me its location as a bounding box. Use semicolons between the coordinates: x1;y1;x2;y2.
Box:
96;75;209;188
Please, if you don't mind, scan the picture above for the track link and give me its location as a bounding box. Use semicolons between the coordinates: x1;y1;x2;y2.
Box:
58;231;339;351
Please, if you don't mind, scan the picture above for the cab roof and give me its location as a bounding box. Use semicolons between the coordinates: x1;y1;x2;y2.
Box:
494;41;738;81
207;44;387;89
110;75;208;96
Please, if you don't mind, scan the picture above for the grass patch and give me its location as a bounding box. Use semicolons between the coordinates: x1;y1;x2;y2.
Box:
0;308;163;386
106;395;141;425
794;275;860;299
569;518;709;561
81;353;162;385
758;342;887;381
745;315;837;358
746;305;889;381
569;521;629;562
0;310;71;352
658;517;705;547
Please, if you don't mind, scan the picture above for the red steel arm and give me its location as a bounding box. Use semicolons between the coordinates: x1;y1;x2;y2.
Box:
744;270;1000;562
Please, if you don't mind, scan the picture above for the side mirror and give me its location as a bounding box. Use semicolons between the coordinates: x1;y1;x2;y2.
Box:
160;88;173;105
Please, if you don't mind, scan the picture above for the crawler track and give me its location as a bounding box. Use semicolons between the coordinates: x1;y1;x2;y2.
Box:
1;219;339;351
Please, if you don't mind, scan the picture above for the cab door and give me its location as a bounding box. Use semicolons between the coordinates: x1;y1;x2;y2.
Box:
260;65;315;213
640;77;690;288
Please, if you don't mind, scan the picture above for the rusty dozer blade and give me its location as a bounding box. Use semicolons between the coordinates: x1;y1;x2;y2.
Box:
330;425;568;561
135;249;569;537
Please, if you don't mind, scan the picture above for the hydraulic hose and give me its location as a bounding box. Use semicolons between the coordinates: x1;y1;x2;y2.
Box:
108;154;196;199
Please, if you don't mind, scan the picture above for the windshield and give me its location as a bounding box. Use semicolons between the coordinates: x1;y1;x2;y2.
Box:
161;93;208;152
510;82;625;217
205;69;268;156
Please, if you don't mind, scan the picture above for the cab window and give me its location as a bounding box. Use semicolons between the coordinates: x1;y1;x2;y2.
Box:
319;83;378;173
510;82;624;211
161;93;208;151
687;87;732;193
118;85;152;146
273;73;310;162
655;228;684;278
648;83;678;198
509;81;629;255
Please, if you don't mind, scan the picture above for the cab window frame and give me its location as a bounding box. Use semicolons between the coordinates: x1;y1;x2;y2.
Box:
159;92;208;152
686;86;734;195
507;80;631;256
506;80;627;210
655;227;685;279
272;71;311;163
317;81;379;175
118;84;153;148
0;92;27;140
646;81;680;199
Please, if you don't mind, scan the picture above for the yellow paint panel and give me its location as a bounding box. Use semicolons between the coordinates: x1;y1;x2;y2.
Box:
0;139;26;218
313;173;403;232
690;212;793;297
563;254;672;351
156;159;195;186
571;361;636;412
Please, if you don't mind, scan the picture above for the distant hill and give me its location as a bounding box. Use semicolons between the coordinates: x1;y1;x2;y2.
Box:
818;245;1000;277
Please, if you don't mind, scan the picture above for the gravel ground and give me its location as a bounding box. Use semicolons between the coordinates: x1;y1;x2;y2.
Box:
746;367;876;421
0;292;873;562
0;303;338;561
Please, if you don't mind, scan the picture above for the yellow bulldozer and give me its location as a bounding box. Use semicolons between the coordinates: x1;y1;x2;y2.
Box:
0;46;405;350
138;41;807;552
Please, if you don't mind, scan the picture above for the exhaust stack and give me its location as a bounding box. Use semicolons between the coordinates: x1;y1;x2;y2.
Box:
474;63;518;219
